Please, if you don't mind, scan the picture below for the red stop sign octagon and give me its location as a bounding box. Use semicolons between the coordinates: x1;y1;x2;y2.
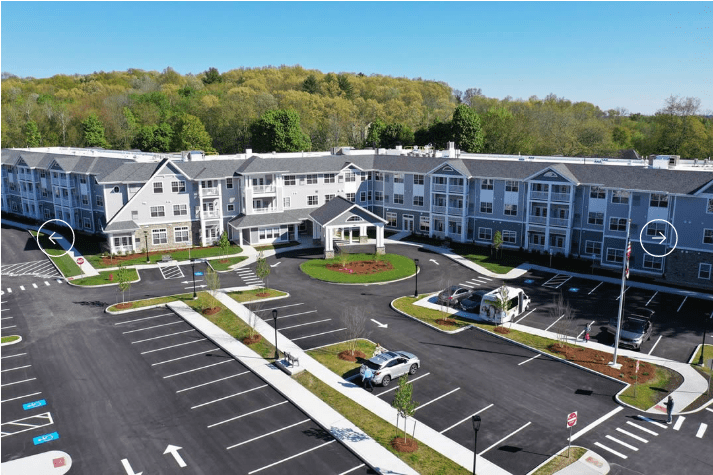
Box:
76;257;85;265
567;412;578;428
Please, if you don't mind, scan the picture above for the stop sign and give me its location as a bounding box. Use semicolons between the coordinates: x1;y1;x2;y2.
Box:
567;411;578;428
76;257;85;265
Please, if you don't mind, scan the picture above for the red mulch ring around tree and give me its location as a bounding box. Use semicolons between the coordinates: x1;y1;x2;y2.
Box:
242;335;262;345
256;292;270;297
326;260;393;275
218;259;230;264
494;326;511;334
202;307;221;315
115;302;133;309
338;350;367;362
548;343;658;384
391;436;418;453
99;248;188;266
436;318;458;327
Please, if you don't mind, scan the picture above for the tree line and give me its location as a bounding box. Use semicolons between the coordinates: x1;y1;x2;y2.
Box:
2;66;711;159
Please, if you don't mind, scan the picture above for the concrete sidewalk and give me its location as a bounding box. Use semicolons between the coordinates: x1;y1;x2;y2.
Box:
211;292;512;475
167;300;419;475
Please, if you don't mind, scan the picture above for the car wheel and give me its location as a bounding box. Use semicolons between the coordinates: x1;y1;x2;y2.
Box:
381;375;391;387
409;364;418;375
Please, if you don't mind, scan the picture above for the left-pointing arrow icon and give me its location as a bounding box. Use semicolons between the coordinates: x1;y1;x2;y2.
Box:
121;459;142;475
48;232;61;245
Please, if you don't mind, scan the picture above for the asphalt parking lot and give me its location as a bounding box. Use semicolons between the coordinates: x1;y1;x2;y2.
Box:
111;306;371;475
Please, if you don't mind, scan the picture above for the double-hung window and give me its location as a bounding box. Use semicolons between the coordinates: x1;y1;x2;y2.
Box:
478;228;492;241
154;182;163;193
590;187;605;199
393;194;404;204
413;174;424;185
173;204;187;216
284;175;296;186
609;217;626;232
650;193;668;208
386;212;397;227
611;190;629;204
502;230;517;243
346;193;355;202
171;181;186;193
505;181;519;192
585;241;602;256
588;212;603;226
643;254;663;270
150;206;165;218
704;229;713;244
480;202;493;214
504;204;517;216
324;173;335;183
152;228;168;245
481;179;493;190
413;196;424;206
606;248;624;263
306;174;318;184
174;226;189;243
393;174;404;184
308;195;318;206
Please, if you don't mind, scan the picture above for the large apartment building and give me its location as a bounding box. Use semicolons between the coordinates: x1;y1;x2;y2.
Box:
3;146;713;289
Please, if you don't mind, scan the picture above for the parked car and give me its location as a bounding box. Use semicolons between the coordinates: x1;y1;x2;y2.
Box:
437;285;475;307
606;308;655;350
360;351;420;387
459;290;488;313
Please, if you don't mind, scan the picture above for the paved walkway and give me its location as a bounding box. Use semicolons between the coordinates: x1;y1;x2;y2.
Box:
552;449;609;475
210;291;512;475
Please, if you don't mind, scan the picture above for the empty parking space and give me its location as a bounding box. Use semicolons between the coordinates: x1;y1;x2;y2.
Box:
110;307;369;474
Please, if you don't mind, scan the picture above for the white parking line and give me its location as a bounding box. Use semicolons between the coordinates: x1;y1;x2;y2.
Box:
515;308;536;324
0;412;54;437
673;416;685;430
677;296;687;312
625;421;658;436
267;310;318;321
7;288;12;293
338;464;366;475
1;325;17;330
32;283;38;289
478;276;492;281
465;280;482;285
707;408;713;413
236;269;254;274
44;281;50;286
645;291;658;306
440;404;494;434
615;287;629;300
19;286;25;291
588;282;603;295
164;360;235;379
208;401;290;428
292;328;346;341
544;314;565;331
636;415;669;429
191;384;268;409
56;279;63;283
460;283;475;288
141;338;207;354
615;428;648;443
227;419;311;449
280;319;331;331
518;354;540;366
415;388;460;411
1;316;12;320
131;329;195;344
479;421;531;455
577;320;596;340
378;372;431;397
115;313;174;325
1;364;32;373
1;392;42;404
122;321;184;334
594;442;627;459
252;303;303;312
696;423;707;438
248;440;336;475
1;353;27;359
605;434;638;451
177;372;250;393
1;377;36;388
152;350;212;366
571;406;624;441
646;335;663;355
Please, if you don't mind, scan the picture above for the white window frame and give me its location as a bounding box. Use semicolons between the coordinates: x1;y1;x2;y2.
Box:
227;204;235;212
478;227;492;241
505;180;519;192
413;196;424;207
413;174;424;185
154;182;163;193
481;179;493;190
611;190;630;204
173;204;187;216
283;197;291;208
284;175;296;186
707;198;713;214
393;173;404;184
590;186;605;199
606;248;624;263
174;226;189;243
704;229;713;244
647;222;666;236
393;194;404;205
502;230;516;244
480;202;493;214
96;195;104;207
588;212;603;226
308;195;318;206
171;181;186;193
151;206;165;218
609;217;626;232
585;240;602;256
306;174;318;185
360;192;366;202
324;173;336;183
504;204;517;216
643;254;663;270
152;228;168;245
226;178;233;189
344;171;356;182
346;193;355;202
375;191;383;202
699;263;712;280
419;216;430;232
650;193;668;208
324;194;335;203
385;212;397;228
81;195;89;206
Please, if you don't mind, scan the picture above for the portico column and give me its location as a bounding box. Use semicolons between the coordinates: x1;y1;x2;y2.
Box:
349;228;353;244
293;223;299;241
325;225;335;258
376;224;385;254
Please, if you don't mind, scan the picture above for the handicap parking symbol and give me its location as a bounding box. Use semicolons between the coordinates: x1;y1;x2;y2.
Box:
569;288;580;293
22;399;47;410
524;279;534;284
33;432;59;445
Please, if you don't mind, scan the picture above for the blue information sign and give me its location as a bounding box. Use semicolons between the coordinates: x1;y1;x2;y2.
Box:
23;399;47;410
33;432;59;445
194;271;204;276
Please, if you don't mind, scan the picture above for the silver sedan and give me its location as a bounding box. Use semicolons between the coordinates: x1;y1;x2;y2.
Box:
360;351;420;387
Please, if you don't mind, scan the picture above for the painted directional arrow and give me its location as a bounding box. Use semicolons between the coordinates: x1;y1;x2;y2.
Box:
429;259;439;265
121;459;142;475
270;262;281;268
184;285;207;290
653;232;666;242
370;318;388;328
181;280;203;284
164;444;187;468
48;232;62;245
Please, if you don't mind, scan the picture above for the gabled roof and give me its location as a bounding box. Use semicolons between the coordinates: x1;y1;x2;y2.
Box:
104;220;140;232
236;155;377;175
309;196;386;226
173;160;245;179
523;163;580;184
228;208;311;228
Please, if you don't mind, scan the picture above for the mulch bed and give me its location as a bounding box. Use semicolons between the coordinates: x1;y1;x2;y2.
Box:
242;335;262;345
391;436;418;453
338;350;367;362
436;318;458;327
256;292;270;297
326;260;393;275
494;326;511;334
548;343;657;384
202;307;221;315
218;259;230;263
115;302;133;309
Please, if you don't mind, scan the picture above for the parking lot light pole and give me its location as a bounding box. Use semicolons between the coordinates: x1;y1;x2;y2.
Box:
273;309;279;361
414;258;419;297
700;311;712;366
191;258;197;300
144;230;150;263
472;415;481;475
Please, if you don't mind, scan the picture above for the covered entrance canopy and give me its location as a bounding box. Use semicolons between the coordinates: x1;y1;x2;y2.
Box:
309;196;387;258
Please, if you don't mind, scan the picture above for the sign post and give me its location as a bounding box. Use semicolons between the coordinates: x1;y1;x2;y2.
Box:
635;360;640;398
567;411;577;457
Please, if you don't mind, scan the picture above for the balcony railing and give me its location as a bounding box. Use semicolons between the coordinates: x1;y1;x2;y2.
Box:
529;243;546;252
52;177;70;188
252;207;276;214
432;205;446;214
530;191;549;201
550;217;569;227
530;215;547;225
252;185;276;194
200;210;220;219
448;207;464;216
448;185;464;194
551;193;570;202
432;183;447;192
201;187;219;196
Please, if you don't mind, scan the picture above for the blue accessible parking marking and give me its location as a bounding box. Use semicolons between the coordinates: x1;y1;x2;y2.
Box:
194;272;204;276
33;431;59;445
524;279;534;284
569;288;580;293
23;399;47;410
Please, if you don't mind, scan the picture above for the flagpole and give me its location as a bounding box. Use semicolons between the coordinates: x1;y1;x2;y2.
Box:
611;218;632;368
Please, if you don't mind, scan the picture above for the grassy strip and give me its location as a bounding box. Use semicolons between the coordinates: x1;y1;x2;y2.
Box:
254;242;300;252
691;344;713;372
532;447;587;475
210;256;248;271
1;335;21;344
107;293;193;311
227;288;287;303
294;371;470;475
85;245;244;268
300;253;415;283
393;296;475;331
619;366;683;409
307;339;377;379
71;269;139;286
29;230;83;277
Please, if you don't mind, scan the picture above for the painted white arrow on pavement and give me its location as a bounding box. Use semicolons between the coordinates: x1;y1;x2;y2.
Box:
371;319;388;328
121;459;142;475
429;259;439;265
184;285;207;290
164;444;187;468
181;280;203;284
270;262;281;268
653;232;666;242
48;232;62;245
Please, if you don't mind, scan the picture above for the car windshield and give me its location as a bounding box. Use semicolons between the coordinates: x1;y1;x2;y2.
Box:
622;319;647;333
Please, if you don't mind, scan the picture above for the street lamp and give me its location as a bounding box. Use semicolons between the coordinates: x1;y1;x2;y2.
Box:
143;230;150;263
700;311;712;366
273;309;279;361
190;258;197;300
472;415;481;475
414;258;419;297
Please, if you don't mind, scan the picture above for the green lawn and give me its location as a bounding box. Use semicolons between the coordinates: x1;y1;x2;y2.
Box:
85;245;244;268
1;335;21;344
29;230;83;277
300;253;415;283
532;447;587;475
72;269;139;286
619;366;683;410
306;339;377;379
210;256;248;271
392;296;476;331
107;293;193;312
227;288;287;303
691;344;713;370
294;372;470;475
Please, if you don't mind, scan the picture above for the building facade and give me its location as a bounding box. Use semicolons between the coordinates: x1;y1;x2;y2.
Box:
3;147;713;289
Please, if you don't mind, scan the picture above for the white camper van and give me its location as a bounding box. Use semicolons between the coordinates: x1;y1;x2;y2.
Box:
479;286;531;324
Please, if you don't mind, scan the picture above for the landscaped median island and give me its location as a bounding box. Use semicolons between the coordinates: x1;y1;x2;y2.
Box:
84;244;244;269
393;295;476;331
1;335;21;344
209;255;248;271
685;344;713;411
71;269;139;286
29;230;83;277
300;253;416;283
531;447;588;475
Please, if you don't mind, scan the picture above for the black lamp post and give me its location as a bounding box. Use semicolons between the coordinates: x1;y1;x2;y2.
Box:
414;258;419;297
700;311;712;366
144;230;150;263
273;309;279;361
191;258;197;300
472;415;482;475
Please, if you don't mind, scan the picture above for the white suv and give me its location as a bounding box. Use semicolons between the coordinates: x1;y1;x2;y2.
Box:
360;351;420;387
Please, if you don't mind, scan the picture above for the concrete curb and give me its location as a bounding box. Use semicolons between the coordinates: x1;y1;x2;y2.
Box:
67;271;141;288
1;335;23;346
305;266;419;287
390;296;475;335
526;446;610;475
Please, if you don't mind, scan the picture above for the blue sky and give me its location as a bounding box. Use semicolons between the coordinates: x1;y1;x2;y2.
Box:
2;1;711;115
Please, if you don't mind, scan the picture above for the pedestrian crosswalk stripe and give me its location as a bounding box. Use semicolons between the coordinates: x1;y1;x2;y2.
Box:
673;416;685;431
615;428;648;443
594;442;627;459
32;283;38;289
605;435;638;451
625;421;658;436
696;423;707;438
19;286;25;291
44;281;50;286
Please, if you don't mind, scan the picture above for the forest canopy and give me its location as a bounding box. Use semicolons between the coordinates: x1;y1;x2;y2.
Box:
2;65;711;159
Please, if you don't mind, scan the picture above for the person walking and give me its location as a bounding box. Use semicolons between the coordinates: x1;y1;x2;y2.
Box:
584;323;591;343
665;396;674;424
363;366;374;392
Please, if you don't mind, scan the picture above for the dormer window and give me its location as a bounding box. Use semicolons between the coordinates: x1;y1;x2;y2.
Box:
347;216;363;222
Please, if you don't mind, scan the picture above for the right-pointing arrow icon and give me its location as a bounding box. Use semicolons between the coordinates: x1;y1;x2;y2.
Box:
653;232;666;242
